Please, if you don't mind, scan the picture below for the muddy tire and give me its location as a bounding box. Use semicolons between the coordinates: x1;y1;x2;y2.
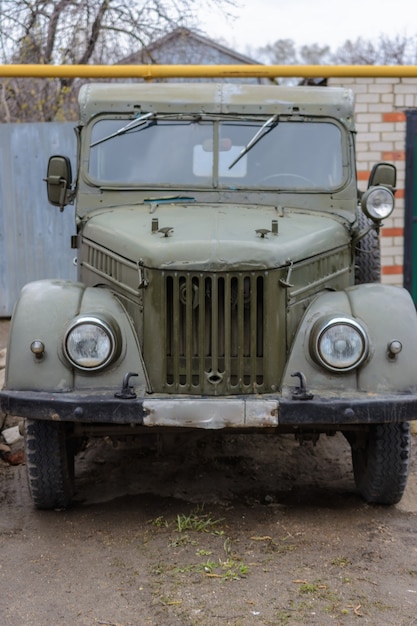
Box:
354;210;381;284
348;422;411;505
25;419;74;510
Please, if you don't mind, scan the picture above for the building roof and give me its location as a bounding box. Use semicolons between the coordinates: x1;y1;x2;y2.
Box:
120;27;262;66
117;27;269;84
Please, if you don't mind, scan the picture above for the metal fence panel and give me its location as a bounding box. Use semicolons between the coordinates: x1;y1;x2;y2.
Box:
0;122;77;316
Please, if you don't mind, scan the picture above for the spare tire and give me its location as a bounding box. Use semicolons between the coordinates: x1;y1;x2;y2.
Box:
354;210;381;284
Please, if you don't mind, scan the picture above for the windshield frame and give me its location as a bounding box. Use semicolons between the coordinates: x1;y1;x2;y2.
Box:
82;113;350;193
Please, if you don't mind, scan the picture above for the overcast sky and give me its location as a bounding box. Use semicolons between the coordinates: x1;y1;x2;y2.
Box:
199;0;416;56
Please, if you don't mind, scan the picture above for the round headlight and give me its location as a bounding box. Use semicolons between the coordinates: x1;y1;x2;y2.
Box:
311;317;369;372
361;186;394;221
64;316;119;371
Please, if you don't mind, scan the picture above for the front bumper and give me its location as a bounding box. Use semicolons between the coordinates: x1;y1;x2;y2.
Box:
1;389;417;428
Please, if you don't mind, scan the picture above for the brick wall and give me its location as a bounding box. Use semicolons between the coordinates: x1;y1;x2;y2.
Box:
328;77;417;286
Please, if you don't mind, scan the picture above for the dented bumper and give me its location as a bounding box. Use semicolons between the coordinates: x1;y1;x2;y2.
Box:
1;389;417;428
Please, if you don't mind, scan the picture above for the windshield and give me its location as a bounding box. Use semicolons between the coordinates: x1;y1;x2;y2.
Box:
88;116;345;190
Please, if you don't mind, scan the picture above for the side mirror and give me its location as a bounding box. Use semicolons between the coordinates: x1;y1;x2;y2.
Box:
368;162;396;190
45;155;73;210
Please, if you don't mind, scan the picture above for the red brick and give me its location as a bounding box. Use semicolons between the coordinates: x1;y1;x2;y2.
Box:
382;151;405;161
382;112;406;123
382;227;403;237
382;265;403;275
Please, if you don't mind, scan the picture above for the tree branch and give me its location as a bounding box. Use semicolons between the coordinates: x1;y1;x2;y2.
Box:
77;0;109;65
44;0;76;64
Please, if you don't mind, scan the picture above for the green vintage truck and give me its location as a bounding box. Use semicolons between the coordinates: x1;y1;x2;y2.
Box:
1;82;416;509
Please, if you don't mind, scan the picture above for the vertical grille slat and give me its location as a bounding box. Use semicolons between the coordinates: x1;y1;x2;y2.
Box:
198;275;206;387
250;275;258;384
224;276;232;385
172;275;180;385
185;273;193;388
237;274;245;386
164;271;266;394
211;276;219;377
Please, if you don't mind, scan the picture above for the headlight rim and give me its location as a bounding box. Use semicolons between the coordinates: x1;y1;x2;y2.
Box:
310;315;369;373
63;314;119;372
361;185;395;222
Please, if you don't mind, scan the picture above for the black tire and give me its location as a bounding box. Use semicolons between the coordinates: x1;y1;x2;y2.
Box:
354;210;381;284
25;419;75;510
347;422;411;505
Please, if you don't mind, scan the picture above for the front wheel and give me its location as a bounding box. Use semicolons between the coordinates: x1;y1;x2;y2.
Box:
25;419;75;510
346;422;411;505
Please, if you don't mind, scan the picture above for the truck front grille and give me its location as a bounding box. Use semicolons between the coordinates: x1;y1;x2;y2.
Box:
163;271;265;394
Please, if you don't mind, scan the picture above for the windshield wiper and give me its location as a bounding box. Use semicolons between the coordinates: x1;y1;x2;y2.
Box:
90;112;155;147
228;114;279;170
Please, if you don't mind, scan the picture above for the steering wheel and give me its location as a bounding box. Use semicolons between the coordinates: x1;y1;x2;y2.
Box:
260;173;315;186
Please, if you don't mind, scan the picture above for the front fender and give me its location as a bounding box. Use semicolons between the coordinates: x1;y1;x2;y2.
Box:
283;284;417;395
4;279;148;394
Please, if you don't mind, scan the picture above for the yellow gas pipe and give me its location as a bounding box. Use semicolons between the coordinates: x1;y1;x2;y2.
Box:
1;64;417;79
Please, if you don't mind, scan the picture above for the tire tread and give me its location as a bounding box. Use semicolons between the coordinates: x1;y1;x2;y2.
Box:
25;419;74;509
352;422;411;505
355;210;381;284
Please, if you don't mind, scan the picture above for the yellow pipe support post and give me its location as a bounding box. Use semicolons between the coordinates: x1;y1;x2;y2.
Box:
2;64;417;79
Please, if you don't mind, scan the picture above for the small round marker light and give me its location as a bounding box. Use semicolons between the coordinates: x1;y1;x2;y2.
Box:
387;340;402;360
30;340;45;359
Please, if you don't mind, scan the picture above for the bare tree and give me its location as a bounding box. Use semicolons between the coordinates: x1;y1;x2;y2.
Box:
299;43;331;65
332;34;417;65
0;0;235;122
258;33;417;69
257;39;331;85
258;39;299;66
259;39;332;66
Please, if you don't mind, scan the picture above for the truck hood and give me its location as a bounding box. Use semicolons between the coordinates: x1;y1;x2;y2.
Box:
82;203;350;271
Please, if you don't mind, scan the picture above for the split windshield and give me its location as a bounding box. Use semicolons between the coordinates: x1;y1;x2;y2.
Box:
88;116;345;190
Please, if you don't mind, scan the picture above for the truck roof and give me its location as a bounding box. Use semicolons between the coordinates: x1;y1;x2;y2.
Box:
78;82;355;129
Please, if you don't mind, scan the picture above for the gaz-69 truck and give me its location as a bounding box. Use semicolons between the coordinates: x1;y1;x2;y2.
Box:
1;82;417;509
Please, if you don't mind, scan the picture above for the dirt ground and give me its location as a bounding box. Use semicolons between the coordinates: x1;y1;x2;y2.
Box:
1;319;417;626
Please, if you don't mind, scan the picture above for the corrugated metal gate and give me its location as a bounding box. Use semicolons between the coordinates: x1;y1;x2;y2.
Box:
0;122;77;316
